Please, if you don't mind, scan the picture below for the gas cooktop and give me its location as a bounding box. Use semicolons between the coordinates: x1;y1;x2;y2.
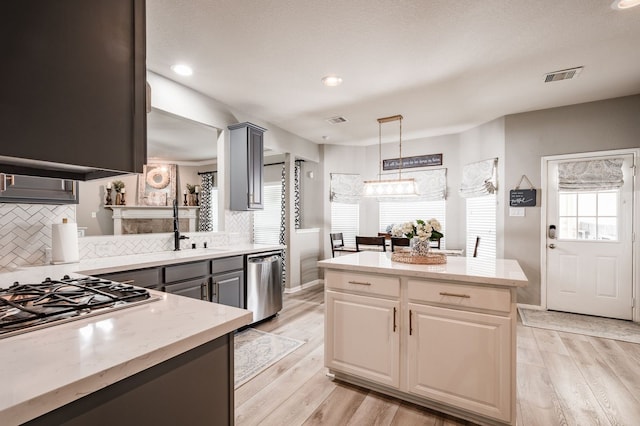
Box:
0;275;157;339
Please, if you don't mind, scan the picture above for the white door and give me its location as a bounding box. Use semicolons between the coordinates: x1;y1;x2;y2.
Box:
545;153;635;320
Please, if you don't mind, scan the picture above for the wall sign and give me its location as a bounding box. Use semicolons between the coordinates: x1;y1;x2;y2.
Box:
509;175;537;206
383;153;443;171
509;189;536;207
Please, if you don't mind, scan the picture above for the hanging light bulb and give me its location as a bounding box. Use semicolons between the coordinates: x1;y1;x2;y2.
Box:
363;115;418;197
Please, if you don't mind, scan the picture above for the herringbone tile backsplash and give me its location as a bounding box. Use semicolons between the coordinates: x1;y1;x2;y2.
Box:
1;203;252;272
0;204;76;271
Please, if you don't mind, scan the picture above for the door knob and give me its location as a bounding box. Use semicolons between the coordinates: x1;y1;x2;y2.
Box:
549;243;556;249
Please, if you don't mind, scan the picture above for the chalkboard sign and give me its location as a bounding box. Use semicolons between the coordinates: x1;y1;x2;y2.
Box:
383;153;442;170
509;189;537;207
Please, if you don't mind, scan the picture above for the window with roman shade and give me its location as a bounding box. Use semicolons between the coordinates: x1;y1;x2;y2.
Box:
330;173;362;246
459;158;497;198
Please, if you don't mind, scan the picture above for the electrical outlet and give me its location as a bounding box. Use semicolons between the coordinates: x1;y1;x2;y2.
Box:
91;211;96;218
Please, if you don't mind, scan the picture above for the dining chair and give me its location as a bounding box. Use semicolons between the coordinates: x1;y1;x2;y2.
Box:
330;233;357;257
390;237;410;252
355;236;386;252
473;236;480;257
429;237;441;249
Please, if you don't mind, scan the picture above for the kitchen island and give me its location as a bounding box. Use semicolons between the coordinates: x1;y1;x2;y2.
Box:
318;251;528;426
0;243;282;425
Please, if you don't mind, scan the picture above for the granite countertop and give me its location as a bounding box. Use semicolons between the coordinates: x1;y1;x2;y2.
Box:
0;243;282;425
318;251;528;288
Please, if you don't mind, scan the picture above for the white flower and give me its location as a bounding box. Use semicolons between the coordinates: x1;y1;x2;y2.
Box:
427;218;442;232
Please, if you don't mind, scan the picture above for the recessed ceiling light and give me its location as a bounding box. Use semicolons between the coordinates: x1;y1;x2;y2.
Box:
321;75;343;87
171;63;193;76
611;0;640;9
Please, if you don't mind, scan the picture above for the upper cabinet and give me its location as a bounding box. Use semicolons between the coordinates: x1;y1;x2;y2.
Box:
229;122;266;211
0;0;147;181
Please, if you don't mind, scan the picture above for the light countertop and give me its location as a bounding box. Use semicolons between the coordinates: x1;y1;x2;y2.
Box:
318;251;528;288
0;243;283;425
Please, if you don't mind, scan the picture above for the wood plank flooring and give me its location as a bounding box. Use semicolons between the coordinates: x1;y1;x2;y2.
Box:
236;286;640;425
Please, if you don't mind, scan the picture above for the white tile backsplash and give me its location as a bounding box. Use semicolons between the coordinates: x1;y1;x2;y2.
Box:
1;203;251;271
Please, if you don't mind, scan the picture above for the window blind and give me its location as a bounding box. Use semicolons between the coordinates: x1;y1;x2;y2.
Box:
331;202;359;246
466;194;496;258
254;184;282;244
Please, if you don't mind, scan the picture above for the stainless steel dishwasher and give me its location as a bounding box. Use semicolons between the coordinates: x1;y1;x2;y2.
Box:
246;251;283;323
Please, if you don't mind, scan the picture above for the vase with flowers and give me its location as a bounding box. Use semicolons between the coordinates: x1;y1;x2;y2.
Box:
391;218;443;256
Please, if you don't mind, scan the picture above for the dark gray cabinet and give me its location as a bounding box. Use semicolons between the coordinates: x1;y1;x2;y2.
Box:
0;174;78;204
229;122;266;210
163;260;211;301
93;255;247;309
212;255;245;309
94;267;162;291
0;0;146;181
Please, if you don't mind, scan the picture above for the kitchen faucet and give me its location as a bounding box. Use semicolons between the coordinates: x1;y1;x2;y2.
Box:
173;199;189;251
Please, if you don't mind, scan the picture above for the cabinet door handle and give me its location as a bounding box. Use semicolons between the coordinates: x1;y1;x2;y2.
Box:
0;174;15;192
347;280;371;286
201;282;208;301
393;307;397;332
409;309;413;336
439;292;471;298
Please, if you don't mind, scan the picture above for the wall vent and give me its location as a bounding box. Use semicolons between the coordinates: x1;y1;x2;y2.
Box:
326;116;348;124
544;66;584;83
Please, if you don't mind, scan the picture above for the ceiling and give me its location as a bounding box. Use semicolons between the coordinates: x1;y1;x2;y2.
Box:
146;0;640;148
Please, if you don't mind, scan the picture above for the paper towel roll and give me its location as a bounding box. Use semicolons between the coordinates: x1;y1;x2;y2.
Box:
51;221;79;264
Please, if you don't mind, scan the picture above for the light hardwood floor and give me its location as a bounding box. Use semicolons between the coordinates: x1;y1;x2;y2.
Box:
236;285;640;425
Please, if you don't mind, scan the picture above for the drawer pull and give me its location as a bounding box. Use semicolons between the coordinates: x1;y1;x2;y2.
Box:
439;292;471;298
348;280;371;286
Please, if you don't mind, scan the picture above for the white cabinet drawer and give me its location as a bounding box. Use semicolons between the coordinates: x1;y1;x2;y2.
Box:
408;280;511;313
325;270;400;298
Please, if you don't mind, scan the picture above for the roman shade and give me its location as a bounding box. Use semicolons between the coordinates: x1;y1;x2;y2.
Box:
330;173;363;204
459;158;498;198
558;158;624;191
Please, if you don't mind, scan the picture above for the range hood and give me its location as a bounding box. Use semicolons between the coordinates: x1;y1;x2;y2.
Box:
0;156;135;181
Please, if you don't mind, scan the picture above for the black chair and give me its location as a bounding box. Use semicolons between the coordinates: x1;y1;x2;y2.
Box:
390;237;410;252
429;237;441;249
330;232;356;257
473;236;480;257
355;236;386;252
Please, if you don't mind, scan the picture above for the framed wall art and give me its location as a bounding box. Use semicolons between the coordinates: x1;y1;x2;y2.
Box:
137;163;177;206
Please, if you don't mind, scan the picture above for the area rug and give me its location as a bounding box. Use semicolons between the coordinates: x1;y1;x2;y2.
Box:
518;308;640;344
234;328;305;388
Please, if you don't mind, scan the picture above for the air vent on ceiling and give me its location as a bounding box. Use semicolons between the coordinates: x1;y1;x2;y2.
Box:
326;116;348;124
544;66;584;83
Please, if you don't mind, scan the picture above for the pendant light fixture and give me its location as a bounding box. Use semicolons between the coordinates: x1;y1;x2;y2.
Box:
363;114;418;197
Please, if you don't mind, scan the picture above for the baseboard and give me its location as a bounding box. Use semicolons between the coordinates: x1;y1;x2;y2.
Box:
517;303;544;311
284;279;323;294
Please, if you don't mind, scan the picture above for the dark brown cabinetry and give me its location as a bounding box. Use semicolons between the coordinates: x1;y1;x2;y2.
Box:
229;122;266;210
0;0;147;181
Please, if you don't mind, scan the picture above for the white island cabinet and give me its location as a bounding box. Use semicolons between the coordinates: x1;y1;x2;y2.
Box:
318;252;528;426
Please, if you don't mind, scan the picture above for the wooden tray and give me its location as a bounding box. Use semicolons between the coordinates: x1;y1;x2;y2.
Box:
391;252;447;264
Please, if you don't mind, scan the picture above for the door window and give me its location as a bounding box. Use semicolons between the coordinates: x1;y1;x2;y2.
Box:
558;190;618;241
